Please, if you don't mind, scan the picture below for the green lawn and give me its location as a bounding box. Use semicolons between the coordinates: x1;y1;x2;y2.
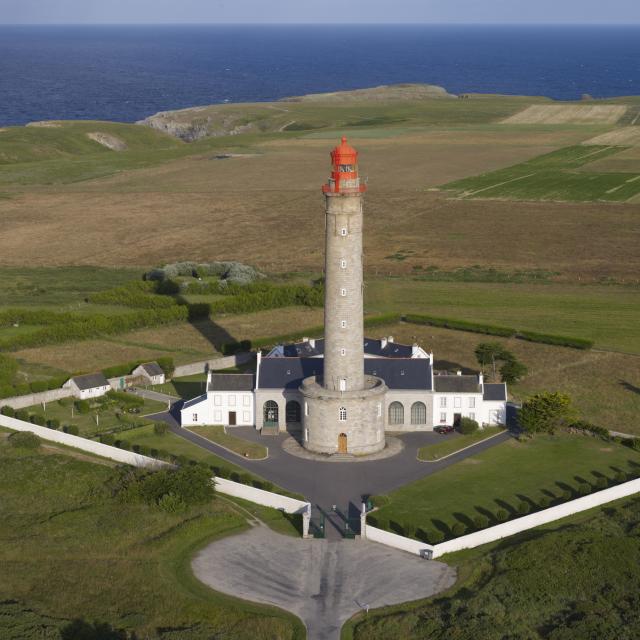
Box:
364;278;640;354
346;495;640;640
418;427;504;461
373;433;640;542
0;437;303;639
443;145;640;202
188;425;268;460
24;397;167;437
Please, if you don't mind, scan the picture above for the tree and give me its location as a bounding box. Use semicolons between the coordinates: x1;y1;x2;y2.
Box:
500;359;528;384
474;342;514;381
518;392;574;435
459;417;479;435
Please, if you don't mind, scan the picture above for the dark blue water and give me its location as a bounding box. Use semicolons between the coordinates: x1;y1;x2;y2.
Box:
1;24;639;126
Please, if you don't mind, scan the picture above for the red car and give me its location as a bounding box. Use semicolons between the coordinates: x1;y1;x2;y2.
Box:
435;425;454;434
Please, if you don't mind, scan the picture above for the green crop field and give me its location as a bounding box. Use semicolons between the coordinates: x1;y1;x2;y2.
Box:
0;436;302;639
444;145;640;201
346;495;640;639
371;433;640;542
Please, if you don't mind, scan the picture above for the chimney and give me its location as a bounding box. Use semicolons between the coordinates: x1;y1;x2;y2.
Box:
456;370;462;376
302;336;309;343
381;337;388;349
478;372;484;386
388;336;395;343
309;338;316;348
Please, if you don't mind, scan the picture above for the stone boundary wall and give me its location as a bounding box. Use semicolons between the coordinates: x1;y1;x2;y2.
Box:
365;476;640;559
1;388;74;410
0;414;310;519
173;352;253;378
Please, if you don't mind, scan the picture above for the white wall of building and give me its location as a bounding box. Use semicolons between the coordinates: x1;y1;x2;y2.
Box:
181;391;254;427
433;393;484;426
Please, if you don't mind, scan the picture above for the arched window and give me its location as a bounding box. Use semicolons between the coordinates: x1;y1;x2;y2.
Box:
388;401;404;425
286;400;301;423
339;406;347;422
411;401;427;425
263;400;279;426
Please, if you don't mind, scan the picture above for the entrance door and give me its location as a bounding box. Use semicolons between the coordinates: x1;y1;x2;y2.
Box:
338;433;348;454
453;413;462;429
228;411;237;426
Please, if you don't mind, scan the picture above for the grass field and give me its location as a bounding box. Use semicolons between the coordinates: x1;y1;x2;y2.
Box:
444;144;640;201
188;425;268;460
0;437;303;639
372;433;640;542
345;495;640;639
418;427;504;461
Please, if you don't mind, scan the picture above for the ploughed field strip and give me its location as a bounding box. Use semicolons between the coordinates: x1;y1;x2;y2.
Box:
444;145;640;202
501;104;628;125
192;526;456;640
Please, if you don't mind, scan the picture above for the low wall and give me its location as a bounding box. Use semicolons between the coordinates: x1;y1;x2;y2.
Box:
1;388;74;410
365;477;640;559
173;352;253;378
214;477;309;514
1;414;310;521
0;414;168;468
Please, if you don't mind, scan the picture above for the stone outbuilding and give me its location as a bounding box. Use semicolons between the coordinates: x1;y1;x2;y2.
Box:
63;373;111;400
131;362;165;386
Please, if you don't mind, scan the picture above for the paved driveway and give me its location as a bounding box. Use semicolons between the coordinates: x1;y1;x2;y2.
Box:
150;406;512;539
192;524;456;640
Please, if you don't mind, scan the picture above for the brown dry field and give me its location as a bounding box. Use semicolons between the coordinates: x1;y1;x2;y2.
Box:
3;125;639;280
583;145;640;173
582;126;640;147
502;104;627;125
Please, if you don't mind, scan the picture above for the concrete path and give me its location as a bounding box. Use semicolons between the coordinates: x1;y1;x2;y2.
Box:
192;526;456;640
130;388;179;404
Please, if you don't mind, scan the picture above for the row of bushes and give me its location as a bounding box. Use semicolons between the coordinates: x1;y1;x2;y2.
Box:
0;375;70;400
403;313;594;349
88;281;177;309
0;306;189;352
370;471;632;543
0;407;81;434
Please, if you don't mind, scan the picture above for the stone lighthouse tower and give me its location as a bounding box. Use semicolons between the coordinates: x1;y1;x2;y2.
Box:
301;138;387;455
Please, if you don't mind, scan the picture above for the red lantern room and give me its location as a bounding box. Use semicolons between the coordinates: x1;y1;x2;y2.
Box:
322;136;366;195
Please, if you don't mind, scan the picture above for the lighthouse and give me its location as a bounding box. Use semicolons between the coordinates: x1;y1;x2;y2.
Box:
300;138;387;455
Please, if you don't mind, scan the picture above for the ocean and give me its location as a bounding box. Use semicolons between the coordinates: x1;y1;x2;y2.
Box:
0;24;639;126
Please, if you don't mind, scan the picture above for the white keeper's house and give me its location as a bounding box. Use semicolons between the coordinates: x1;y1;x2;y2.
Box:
180;335;507;433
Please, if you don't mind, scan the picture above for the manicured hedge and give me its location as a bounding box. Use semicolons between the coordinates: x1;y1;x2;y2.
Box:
403;313;517;337
88;281;176;309
517;330;594;350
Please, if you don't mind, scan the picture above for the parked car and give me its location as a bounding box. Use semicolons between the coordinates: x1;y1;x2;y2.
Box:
435;425;454;434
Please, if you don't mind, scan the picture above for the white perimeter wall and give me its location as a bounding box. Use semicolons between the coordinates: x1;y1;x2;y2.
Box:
173;352;254;378
0;414;309;516
1;388;73;410
366;476;640;559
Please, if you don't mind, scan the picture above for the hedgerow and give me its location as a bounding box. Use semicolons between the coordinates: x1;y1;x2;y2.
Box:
88;281;176;309
403;313;517;337
517;330;594;350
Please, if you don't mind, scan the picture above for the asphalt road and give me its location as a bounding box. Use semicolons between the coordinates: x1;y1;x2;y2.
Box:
151;407;512;539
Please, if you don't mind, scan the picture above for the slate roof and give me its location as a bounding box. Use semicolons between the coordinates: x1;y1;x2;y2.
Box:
433;375;481;394
139;362;164;377
71;373;110;390
483;383;507;401
208;373;254;392
281;337;414;359
182;394;207;410
257;357;432;391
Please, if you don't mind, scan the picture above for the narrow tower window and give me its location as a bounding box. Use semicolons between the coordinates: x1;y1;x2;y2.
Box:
340;228;347;236
341;320;347;328
341;348;346;356
340;288;346;297
340;259;347;269
339;406;347;421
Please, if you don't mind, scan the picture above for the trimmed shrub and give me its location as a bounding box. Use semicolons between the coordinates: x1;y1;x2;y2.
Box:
538;496;551;509
0;385;16;399
459;417;479;435
100;433;115;445
15;409;29;421
517;501;531;515
153;422;168;436
156;357;175;377
496;509;508;522
374;517;389;531
106;390;144;408
116;439;131;450
74;400;90;414
29;380;49;393
261;480;274;492
403;313;516;337
578;483;591;496
58;397;71;407
63;424;80;435
595;476;608;490
239;473;253;485
30;414;46;426
473;514;489;530
451;522;467;537
1;405;15;417
46;418;60;430
561;489;573;502
9;431;41;449
404;523;417;539
517;330;593;350
429;530;445;544
615;471;628;484
216;467;230;479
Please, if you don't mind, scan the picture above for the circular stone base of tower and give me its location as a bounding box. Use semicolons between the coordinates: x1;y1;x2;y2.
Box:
300;375;387;456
